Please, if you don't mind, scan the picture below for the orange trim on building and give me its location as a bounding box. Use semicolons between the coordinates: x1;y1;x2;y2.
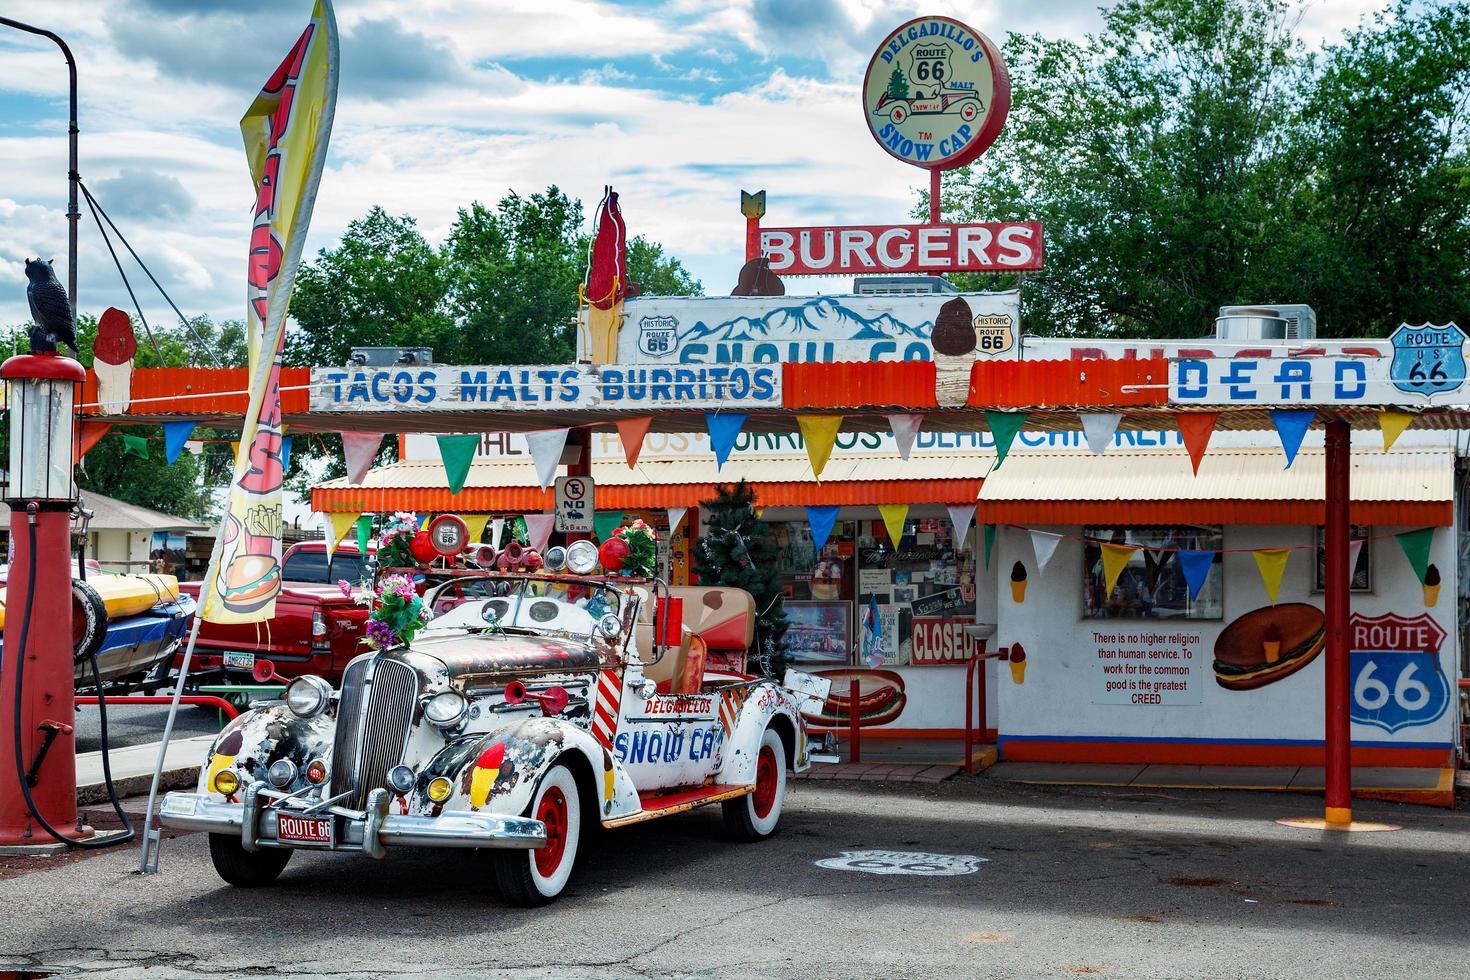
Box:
999;739;1453;769
783;361;937;409
80;367;310;416
978;499;1453;527
313;478;985;514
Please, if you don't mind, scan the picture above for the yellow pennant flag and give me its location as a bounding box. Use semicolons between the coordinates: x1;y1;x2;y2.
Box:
203;0;338;624
1252;548;1291;605
797;415;844;481
326;511;359;559
1100;543;1138;597
462;514;491;547
1379;411;1413;451
878;503;910;547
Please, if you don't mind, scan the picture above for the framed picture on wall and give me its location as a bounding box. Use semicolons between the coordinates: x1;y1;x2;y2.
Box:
785;600;852;664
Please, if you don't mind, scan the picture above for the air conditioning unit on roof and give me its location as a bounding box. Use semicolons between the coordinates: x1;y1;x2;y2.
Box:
853;275;957;296
1216;304;1317;340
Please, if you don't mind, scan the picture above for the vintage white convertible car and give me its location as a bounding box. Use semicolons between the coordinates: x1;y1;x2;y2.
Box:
159;560;814;904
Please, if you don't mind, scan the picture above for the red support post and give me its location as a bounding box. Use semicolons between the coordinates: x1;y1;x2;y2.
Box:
848;679;862;764
565;429;592;545
929;168;941;224
1323;417;1352;825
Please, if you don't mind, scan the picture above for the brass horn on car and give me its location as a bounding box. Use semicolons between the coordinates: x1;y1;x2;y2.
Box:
503;680;570;717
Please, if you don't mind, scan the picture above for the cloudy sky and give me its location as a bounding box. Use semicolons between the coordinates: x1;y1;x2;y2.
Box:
0;0;1387;335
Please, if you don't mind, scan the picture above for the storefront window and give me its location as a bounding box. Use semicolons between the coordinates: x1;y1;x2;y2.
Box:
1313;525;1371;592
859;516;975;665
1082;527;1223;620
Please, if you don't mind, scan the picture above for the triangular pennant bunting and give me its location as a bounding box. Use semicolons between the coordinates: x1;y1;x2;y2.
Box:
946;504;975;553
797;415;843;481
1347;536;1365;580
1379;411;1413;451
1029;530;1063;574
877;503;909;547
983;524;996;570
76;422;111;464
666;507;687;535
523;513;555;553
356;515;373;557
418;514;431;529
327;511;359;560
490;518;505;550
1177;412;1219;475
1252;548;1290;604
805;505;840;553
986;411;1027;468
1079;412;1122;455
163;421;197;466
341;431;383;485
593;511;625;542
1269;409;1314;468
1100;543;1139;597
616;416;653;469
462;514;491;546
525;428;570;491
279;435;292;475
437;433;480;495
123;433;149;459
1177;551;1215;602
887;414;923;460
705;413;747;469
1394;527;1435;584
229;441;240;460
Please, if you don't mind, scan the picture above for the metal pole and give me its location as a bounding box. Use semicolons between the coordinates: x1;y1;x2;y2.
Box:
848;679;861;764
929;168;941;224
1323;417;1352;825
0;18;78;313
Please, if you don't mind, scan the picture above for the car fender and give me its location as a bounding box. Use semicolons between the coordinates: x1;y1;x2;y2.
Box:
197;702;335;798
415;716;640;821
714;682;808;785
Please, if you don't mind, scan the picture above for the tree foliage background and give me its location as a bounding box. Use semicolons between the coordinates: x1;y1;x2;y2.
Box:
937;0;1470;338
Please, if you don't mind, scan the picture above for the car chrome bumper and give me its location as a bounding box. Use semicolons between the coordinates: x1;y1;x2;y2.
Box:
158;783;547;858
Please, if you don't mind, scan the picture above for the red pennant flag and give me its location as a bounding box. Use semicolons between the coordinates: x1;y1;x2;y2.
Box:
75;422;112;464
1177;412;1219;475
616;416;653;469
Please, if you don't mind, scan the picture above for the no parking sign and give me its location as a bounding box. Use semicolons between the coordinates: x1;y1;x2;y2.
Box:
555;476;594;532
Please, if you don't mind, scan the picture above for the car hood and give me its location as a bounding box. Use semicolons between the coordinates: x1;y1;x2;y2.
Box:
408;630;603;681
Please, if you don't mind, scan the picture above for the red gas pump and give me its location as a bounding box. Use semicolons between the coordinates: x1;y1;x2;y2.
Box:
0;351;91;847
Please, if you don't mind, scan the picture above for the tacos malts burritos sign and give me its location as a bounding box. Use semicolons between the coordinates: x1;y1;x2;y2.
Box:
863;15;1010;171
609;291;1020;365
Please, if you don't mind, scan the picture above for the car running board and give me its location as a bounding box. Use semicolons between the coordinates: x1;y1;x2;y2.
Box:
602;784;755;828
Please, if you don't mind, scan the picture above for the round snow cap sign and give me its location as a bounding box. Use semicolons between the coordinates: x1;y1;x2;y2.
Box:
863;16;1010;170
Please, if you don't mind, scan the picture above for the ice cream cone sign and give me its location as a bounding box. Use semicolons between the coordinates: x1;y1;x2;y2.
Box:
583;186;630;364
1423;564;1441;606
1010;561;1028;602
1009;643;1027;684
92;307;136;413
932;297;976;406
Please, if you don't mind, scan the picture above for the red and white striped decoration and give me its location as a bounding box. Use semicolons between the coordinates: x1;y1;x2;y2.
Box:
591;670;622;749
718;686;750;738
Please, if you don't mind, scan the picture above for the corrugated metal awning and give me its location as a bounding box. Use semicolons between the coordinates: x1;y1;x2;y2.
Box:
312;454;988;513
977;448;1454;526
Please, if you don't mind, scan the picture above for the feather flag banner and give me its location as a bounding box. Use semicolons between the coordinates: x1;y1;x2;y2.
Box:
806;505;840;552
1252;548;1290;604
525;428;570;491
1100;543;1138;597
203;0;338;624
797;415;843;480
887;413;924;460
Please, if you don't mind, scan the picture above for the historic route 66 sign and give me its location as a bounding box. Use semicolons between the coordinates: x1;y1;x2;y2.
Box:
1349;612;1451;734
1388;322;1466;397
637;315;679;358
815;849;986;876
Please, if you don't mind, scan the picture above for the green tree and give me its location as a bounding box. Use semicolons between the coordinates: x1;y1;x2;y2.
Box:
692;481;790;676
885;66;909;101
939;0;1470;338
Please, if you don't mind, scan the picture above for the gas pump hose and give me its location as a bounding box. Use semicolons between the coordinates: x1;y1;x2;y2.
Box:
10;504;134;848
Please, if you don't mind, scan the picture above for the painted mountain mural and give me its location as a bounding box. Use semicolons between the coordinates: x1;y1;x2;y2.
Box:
680;296;935;343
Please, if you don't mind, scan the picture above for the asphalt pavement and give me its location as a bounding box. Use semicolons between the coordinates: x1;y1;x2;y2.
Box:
72;702;220;754
0;778;1466;979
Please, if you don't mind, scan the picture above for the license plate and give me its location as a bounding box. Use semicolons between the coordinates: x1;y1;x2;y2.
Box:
222;652;255;670
276;814;333;846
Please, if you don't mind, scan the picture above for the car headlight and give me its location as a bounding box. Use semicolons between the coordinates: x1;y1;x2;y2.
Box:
423;690;468;728
565;539;600;575
285;675;331;718
267;759;297;788
213;769;240;795
427;776;453;802
386;764;416;794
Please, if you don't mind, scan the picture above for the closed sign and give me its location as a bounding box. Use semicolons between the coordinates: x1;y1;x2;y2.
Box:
910;617;983;665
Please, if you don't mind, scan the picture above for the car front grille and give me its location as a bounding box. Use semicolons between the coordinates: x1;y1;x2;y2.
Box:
331;656;419;809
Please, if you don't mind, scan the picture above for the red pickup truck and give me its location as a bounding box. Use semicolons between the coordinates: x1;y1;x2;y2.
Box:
176;541;373;685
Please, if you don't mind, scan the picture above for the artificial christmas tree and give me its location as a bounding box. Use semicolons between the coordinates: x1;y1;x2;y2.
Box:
693;481;790;676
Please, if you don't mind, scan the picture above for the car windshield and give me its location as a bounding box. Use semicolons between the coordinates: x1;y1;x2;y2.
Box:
425;576;623;639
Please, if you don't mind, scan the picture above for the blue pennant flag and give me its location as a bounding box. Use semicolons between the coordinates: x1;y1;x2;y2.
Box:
806;505;840;553
1178;550;1215;601
162;420;197;466
704;412;748;469
1269;409;1315;469
279;435;292;475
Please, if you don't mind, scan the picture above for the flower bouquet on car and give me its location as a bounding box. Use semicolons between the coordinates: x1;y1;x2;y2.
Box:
598;519;659;578
350;573;432;650
375;511;419;568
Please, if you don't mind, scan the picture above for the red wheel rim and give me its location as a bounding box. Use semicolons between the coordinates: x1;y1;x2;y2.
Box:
534;786;568;877
752;745;779;819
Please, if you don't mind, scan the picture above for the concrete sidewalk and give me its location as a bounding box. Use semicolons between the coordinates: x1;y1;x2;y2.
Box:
74;734;215;805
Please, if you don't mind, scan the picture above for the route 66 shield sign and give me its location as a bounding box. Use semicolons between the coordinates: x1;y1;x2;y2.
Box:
637;315;679;357
1388;322;1466;397
1349;613;1451;735
815;849;986;876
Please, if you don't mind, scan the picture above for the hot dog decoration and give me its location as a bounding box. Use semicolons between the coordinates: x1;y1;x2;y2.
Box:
798;669;907;728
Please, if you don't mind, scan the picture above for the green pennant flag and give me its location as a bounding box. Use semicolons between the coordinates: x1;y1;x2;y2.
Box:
122;434;149;459
594;511;625;542
356;515;373;557
983;523;997;570
986;411;1028;468
1395;527;1436;584
436;434;480;495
